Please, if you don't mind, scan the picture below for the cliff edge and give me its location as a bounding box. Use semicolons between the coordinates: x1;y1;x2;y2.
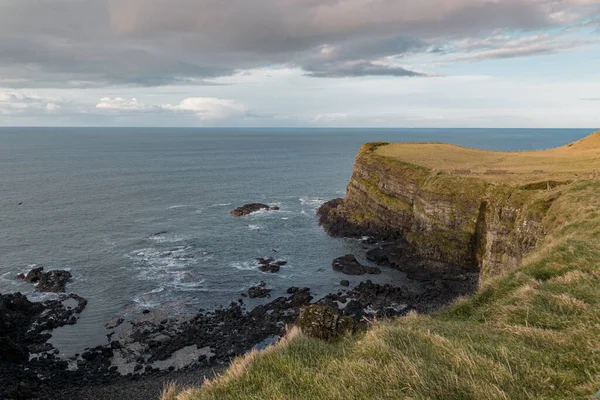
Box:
319;132;600;278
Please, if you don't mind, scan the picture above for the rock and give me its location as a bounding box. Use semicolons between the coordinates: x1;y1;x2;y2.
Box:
259;264;280;273
257;257;287;273
257;257;274;265
295;305;356;340
230;203;272;216
270;206;280;211
0;336;27;363
37;270;72;293
17;266;44;283
18;267;72;293
248;281;271;298
340;280;350;287
105;317;125;330
332;255;381;275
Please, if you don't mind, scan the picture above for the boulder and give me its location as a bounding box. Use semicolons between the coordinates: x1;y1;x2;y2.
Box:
37;270;72;293
18;267;72;293
231;204;273;216
295;305;356;340
332;255;381;276
257;257;287;273
248;281;271;298
259;264;280;273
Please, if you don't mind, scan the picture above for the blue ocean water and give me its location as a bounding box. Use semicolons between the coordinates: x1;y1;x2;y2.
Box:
0;127;593;353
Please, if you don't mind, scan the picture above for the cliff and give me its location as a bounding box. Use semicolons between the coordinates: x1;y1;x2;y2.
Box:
319;134;600;278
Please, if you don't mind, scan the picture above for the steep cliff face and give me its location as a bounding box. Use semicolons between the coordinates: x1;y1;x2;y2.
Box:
319;143;554;278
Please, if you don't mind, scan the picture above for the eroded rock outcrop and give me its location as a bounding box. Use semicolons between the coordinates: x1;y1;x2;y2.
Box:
318;142;551;278
231;204;279;216
18;267;73;293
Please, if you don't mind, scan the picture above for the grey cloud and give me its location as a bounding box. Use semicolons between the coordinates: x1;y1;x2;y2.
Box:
0;0;595;87
582;98;600;101
305;61;426;78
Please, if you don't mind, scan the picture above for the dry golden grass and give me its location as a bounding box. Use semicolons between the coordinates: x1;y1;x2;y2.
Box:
376;130;600;185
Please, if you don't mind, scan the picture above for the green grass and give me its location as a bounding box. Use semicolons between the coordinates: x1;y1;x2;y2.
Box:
163;138;600;400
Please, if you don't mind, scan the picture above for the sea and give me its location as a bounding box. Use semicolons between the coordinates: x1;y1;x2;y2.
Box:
0;127;593;355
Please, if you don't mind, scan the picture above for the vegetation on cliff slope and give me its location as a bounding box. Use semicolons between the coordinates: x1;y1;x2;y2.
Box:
163;136;600;400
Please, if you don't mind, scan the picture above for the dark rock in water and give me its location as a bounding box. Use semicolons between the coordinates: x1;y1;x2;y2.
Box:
259;264;280;273
17;266;44;283
18;266;72;293
248;281;271;298
230;203;278;216
340;280;350;287
365;246;389;264
0;291;88;399
286;287;300;294
257;257;274;265
105;317;125;330
332;255;381;275
257;257;287;273
38;270;72;293
295;305;356;340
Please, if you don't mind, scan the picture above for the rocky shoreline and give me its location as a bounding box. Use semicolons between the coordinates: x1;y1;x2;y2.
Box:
1;201;478;400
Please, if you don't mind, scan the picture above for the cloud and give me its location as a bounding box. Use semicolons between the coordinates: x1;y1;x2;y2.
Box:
0;91;64;114
0;0;598;86
162;98;246;120
95;96;246;120
439;33;598;62
96;97;152;111
581;98;600;101
304;60;427;78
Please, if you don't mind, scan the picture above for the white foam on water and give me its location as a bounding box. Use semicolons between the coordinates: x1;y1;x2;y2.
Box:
27;292;62;303
248;224;261;230
128;245;212;296
299;197;325;206
230;260;260;271
167;204;196;209
0;271;19;285
281;217;289;220
211;203;232;207
148;233;189;243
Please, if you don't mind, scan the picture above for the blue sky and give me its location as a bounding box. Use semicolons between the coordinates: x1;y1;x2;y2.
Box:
0;0;599;128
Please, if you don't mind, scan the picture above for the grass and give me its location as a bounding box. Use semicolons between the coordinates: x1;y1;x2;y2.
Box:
375;130;600;185
162;133;600;400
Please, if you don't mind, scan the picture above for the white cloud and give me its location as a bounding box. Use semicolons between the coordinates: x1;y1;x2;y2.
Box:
96;97;152;111
94;96;247;121
162;97;246;120
0;91;63;114
312;113;350;123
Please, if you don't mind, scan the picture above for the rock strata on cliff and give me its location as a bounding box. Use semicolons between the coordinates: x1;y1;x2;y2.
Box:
318;142;554;278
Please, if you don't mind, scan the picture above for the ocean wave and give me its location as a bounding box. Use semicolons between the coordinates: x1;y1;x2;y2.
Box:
148;232;189;243
299;197;325;206
128;243;215;300
248;224;261;230
230;260;260;271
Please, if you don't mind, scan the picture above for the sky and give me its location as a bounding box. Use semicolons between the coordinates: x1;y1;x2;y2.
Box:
0;0;599;128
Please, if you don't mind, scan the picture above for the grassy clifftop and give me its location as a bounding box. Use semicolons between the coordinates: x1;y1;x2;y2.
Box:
164;132;600;399
376;131;600;185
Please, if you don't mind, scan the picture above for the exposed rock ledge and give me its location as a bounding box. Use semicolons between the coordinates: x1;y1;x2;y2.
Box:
316;141;575;279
